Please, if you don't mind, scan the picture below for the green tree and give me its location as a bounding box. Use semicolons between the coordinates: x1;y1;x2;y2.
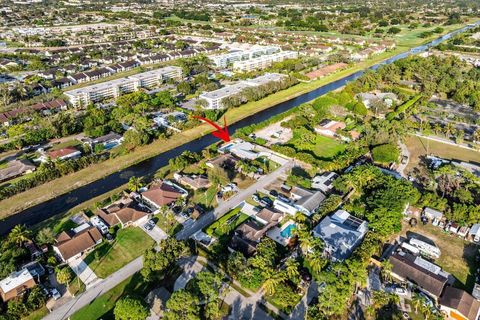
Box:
114;297;149;320
8;225;31;246
128;176;144;192
35;227;55;245
164;290;200;320
262;268;287;295
284;258;300;280
56;267;73;286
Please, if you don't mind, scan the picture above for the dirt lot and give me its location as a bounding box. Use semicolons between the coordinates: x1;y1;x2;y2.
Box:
400;221;479;291
255;117;293;146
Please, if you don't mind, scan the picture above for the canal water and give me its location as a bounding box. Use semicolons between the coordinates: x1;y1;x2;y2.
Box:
0;21;478;235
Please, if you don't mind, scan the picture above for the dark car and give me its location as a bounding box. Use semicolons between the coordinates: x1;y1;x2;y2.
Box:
260;197;273;207
269;190;279;197
144;219;155;231
105;233;114;241
277;194;291;204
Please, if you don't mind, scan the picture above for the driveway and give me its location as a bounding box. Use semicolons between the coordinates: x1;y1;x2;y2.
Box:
68;258;99;288
143;225;168;243
173;257;205;291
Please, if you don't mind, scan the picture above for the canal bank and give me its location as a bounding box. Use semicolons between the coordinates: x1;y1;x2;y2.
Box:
0;21;478;235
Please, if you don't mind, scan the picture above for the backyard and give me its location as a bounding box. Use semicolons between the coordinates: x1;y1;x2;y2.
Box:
400;221;479;292
84;227;154;278
289;128;346;160
205;207;249;238
405;135;480;177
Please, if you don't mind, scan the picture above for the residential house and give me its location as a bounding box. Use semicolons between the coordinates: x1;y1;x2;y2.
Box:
53;223;102;263
313;210;368;261
96;200;149;229
141;181;188;211
440;287;480;320
0;159;36;183
47;147;82;161
86;132;123;150
290;186;326;216
206;154;238;170
423;207;443;221
311;172;338;194
314;120;346;137
0;269;36;302
389;250;449;301
173;173;211;190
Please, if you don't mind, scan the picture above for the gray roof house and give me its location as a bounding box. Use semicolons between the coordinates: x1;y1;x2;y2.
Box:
313;210;368;261
290;186;326;216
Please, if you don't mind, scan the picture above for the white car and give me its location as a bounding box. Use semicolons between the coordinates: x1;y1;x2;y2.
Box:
395;287;408;296
50;288;61;300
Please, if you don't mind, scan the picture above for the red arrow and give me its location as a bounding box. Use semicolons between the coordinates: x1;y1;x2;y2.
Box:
193;115;231;142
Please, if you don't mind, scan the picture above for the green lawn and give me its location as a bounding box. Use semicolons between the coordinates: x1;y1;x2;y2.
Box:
289;129;346;160
70;272;150;320
84;227;154;278
191;185;218;209
21;306;48;320
155;212;183;235
204;207;248;237
50;139;81;151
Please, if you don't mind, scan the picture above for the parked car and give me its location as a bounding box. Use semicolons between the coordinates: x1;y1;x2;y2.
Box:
277;194;291;203
105;233;114;241
50;288;61;300
144;219;155;231
260;197;273;207
269;190;278;197
395;287;408;296
252;194;260;203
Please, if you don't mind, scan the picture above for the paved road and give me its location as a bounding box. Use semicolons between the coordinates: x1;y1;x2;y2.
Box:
44;256;143;320
176;160;293;240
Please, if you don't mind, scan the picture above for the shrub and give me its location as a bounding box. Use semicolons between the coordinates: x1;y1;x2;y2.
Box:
371;144;400;163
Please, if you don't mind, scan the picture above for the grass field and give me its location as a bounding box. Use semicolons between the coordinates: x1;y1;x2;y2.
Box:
21;306;48;320
289;129;346;160
84;227;154;278
204;207;248;237
0;21;474;221
404;135;480;175
69;272;150;320
400;222;478;292
155;212;183;236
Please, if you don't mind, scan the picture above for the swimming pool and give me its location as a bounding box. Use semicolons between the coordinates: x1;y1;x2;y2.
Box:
280;223;296;238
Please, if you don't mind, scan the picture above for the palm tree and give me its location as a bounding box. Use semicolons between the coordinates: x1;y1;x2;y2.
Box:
128;176;144;193
473;128;480;143
8;225;31;246
262;269;287;296
297;230;313;254
381;261;393;283
306;250;327;274
285;258;300;280
411;294;423;314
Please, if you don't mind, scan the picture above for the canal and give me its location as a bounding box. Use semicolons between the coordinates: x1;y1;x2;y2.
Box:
0;21;478;235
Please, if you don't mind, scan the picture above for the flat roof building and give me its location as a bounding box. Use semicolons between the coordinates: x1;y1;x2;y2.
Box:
65;66;182;107
233;51;298;72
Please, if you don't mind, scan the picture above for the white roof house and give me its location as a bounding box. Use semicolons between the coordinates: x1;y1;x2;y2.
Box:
423;207;443;220
311;172;339;194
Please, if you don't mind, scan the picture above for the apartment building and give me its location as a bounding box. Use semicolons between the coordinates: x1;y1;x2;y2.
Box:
199;73;286;109
209;45;280;68
64;66;182;107
233;51;298;72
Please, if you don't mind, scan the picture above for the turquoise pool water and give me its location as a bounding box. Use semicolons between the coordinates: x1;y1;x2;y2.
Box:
280;223;296;238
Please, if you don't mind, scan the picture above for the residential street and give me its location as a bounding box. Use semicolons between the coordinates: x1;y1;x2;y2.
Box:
44;256;143;320
176;160;293;240
44;161;294;319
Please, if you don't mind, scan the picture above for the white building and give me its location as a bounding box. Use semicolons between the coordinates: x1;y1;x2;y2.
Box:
233;51;298;72
199;73;287;109
65;66;182;107
209;46;280;68
311;172;339;194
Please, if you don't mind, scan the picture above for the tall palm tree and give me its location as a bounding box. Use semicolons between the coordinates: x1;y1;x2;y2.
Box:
381;261;393;283
306;250;327;274
8;225;31;246
262;269;287;296
411;294;423;313
128;176;144;193
297;230;313;254
285;258;300;280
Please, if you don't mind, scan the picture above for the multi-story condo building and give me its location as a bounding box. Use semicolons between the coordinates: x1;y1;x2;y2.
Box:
209;46;280;68
64;66;182;107
233;51;298;72
199;73;286;109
